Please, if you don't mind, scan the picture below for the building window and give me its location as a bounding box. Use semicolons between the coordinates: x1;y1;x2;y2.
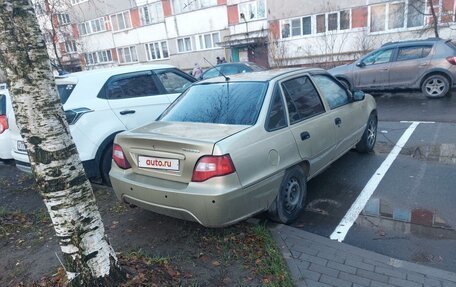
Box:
281;16;312;39
340;10;350;30
370;1;422;33
111;11;132;31
117;46;138;64
177;37;192;52
407;0;425;28
57;14;71;25
71;0;88;5
196;32;220;50
145;41;169;61
316;14;325;33
84;50;113;66
171;0;217;14
140;2;164;25
239;0;266;21
78;18;105;36
64;41;77;53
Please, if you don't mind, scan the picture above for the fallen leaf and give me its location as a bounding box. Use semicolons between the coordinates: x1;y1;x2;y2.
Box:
212;260;221;267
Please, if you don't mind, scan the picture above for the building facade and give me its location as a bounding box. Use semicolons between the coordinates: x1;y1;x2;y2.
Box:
35;0;456;72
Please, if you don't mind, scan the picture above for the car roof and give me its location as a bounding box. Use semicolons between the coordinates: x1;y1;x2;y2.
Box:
199;68;324;83
57;64;176;83
382;38;448;47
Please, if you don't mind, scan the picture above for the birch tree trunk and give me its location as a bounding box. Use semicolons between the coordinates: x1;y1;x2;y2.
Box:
0;1;124;285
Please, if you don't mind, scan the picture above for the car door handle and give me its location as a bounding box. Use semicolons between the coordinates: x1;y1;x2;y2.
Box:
419;63;428;67
380;68;388;71
335;118;342;126
120;110;136;115
300;131;310;141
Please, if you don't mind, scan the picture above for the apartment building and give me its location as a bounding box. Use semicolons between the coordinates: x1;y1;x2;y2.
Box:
268;0;456;67
35;0;456;71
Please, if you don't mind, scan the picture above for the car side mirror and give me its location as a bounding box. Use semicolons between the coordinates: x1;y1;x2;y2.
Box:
356;62;365;68
353;90;365;101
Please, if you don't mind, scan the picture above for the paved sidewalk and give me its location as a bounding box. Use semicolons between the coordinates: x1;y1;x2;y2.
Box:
270;224;456;287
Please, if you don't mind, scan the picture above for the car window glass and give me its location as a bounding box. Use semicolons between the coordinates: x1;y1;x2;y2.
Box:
57;84;76;104
312;75;350;109
156;70;192;94
107;74;159;100
202;68;220;79
0;94;5;114
222;65;241;75
281;76;325;124
160;82;268;125
266;85;287;131
397;46;432;61
249;63;265;71
363;49;393;65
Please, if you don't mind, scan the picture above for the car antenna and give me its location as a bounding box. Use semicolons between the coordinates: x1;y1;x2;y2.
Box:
203;57;230;82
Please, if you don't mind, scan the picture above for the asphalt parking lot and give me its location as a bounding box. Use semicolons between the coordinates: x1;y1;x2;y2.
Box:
293;91;456;272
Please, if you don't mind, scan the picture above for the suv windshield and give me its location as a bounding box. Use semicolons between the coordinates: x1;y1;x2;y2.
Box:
160;82;268;125
57;84;76;104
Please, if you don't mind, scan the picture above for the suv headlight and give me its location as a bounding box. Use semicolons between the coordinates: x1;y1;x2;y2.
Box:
64;108;93;125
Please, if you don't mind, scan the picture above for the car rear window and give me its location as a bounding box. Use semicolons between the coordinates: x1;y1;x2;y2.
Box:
160;82;268;125
0;94;5;115
57;84;76;104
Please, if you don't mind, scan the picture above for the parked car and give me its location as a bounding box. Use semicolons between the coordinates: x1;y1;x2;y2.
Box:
329;38;456;98
9;64;196;184
0;87;13;161
110;68;377;227
201;62;265;80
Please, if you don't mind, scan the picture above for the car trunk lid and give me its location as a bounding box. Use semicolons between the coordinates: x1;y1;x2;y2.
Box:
115;121;249;183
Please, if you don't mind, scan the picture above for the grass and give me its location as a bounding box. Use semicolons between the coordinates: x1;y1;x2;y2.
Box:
252;224;294;287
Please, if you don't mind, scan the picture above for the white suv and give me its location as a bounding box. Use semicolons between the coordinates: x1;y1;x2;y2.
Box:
0;86;13;161
10;64;195;184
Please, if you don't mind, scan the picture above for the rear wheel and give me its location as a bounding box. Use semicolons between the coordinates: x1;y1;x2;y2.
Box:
421;74;450;98
268;167;307;224
100;145;113;187
356;113;377;153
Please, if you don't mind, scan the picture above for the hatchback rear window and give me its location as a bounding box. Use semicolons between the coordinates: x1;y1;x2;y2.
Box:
57;84;76;104
0;95;5;115
160;82;268;125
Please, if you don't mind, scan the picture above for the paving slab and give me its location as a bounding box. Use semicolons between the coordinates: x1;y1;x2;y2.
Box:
270;224;456;287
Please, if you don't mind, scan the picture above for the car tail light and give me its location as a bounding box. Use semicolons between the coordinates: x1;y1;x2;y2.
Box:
113;144;131;169
192;155;236;182
446;56;456;65
0;115;7;134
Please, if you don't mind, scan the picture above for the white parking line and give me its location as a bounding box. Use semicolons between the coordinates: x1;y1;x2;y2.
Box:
329;121;421;242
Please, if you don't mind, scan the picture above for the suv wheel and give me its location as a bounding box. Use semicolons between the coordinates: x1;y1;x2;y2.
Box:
421;74;450;98
100;145;113;187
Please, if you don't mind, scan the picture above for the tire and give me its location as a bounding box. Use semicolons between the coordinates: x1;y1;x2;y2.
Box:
421;74;450;98
356;113;377;153
100;145;113;187
337;78;351;91
268;167;307;225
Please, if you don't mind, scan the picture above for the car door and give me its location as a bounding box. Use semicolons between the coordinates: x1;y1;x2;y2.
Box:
387;45;433;88
280;75;336;176
354;47;396;89
154;68;195;102
312;74;364;156
105;71;171;130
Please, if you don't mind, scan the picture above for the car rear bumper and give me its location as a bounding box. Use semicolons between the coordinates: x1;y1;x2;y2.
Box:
110;164;280;227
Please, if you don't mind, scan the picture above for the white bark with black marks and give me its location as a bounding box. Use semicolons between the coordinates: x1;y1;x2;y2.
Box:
0;1;124;285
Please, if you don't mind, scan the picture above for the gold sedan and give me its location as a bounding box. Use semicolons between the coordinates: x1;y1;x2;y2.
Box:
110;68;377;227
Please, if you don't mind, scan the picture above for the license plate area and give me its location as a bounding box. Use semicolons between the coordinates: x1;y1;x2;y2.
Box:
17;140;27;153
138;155;179;171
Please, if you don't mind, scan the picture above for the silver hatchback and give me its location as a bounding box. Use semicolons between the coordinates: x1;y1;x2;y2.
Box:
329;38;456;98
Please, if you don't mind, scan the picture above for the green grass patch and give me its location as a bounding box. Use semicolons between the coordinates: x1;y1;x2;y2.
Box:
252;224;294;287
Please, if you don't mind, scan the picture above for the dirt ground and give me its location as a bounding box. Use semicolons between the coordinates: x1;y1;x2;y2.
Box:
0;161;290;287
